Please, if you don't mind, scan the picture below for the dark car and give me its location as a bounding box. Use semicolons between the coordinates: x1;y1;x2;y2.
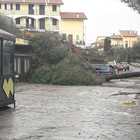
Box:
95;64;115;75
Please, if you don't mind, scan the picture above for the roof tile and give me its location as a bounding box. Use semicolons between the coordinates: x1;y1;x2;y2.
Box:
61;12;87;20
0;0;63;4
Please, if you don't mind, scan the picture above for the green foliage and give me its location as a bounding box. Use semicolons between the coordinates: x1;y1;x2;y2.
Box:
29;32;104;85
131;41;140;60
52;63;102;85
30;32;69;66
121;0;140;13
31;65;54;83
81;48;106;63
103;47;133;63
31;53;104;85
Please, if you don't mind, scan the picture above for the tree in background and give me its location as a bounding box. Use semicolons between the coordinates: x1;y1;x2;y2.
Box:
81;48;105;64
121;0;140;12
131;41;140;61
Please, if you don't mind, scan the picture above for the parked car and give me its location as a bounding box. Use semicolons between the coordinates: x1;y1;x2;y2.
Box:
95;64;115;75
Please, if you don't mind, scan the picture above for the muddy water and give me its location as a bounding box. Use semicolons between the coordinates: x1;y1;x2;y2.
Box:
0;78;140;140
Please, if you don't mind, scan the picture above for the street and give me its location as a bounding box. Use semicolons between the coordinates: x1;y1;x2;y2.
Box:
0;78;140;140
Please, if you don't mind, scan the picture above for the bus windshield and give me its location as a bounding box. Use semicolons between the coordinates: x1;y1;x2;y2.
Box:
0;40;1;75
3;40;14;75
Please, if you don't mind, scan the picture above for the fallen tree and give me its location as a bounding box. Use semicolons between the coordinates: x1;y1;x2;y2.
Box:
28;32;105;85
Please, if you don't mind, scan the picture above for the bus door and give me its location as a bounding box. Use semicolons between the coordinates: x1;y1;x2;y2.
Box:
0;39;15;107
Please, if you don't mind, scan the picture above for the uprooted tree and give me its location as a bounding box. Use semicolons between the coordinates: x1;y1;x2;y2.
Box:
28;32;105;85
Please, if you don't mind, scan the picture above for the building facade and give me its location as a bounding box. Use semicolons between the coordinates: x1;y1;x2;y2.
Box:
15;38;32;77
0;0;87;46
60;12;87;46
110;30;139;48
95;30;139;49
0;0;63;32
120;30;138;48
110;34;123;47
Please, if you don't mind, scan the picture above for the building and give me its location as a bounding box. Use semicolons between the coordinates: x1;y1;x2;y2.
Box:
94;36;106;51
0;0;63;32
60;12;87;46
110;30;139;48
15;38;32;77
120;30;138;48
0;0;87;46
110;34;123;47
95;30;139;49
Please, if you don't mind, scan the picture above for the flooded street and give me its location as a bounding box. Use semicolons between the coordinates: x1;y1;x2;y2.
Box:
0;78;140;140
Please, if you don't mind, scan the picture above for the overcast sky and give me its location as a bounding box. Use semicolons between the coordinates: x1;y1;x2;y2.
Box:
62;0;140;45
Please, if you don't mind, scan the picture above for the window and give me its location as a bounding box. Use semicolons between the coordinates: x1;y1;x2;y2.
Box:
30;18;35;28
52;5;57;11
68;34;73;43
76;35;80;41
39;5;45;15
39;19;45;29
24;58;30;73
26;18;35;28
3;40;14;75
62;34;67;40
17;57;21;74
14;58;17;73
125;41;128;48
16;18;20;24
5;4;7;10
16;4;20;10
29;4;34;15
10;4;13;10
52;19;57;26
0;39;1;75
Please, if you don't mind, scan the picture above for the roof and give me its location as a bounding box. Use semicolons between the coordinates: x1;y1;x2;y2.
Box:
47;0;63;5
0;0;46;4
0;0;63;4
120;30;138;37
60;12;87;20
111;34;122;39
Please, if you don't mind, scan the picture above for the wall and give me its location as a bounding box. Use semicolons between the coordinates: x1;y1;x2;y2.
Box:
61;19;84;44
122;36;138;48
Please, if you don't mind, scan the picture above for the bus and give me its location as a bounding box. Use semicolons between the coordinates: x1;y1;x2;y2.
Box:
0;29;15;108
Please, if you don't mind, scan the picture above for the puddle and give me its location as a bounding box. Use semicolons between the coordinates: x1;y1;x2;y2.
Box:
121;100;137;107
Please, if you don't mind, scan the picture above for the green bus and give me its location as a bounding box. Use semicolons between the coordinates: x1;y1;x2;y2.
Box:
0;29;15;108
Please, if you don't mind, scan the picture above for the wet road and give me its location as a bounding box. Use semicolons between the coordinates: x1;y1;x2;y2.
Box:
0;78;140;140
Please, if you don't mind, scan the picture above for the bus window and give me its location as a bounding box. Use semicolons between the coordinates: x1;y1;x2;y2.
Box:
3;40;14;75
0;39;1;75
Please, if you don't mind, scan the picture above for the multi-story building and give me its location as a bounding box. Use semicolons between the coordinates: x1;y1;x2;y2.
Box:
110;34;123;47
60;12;87;46
110;30;138;48
120;30;138;48
95;30;139;49
0;0;87;46
0;0;63;32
